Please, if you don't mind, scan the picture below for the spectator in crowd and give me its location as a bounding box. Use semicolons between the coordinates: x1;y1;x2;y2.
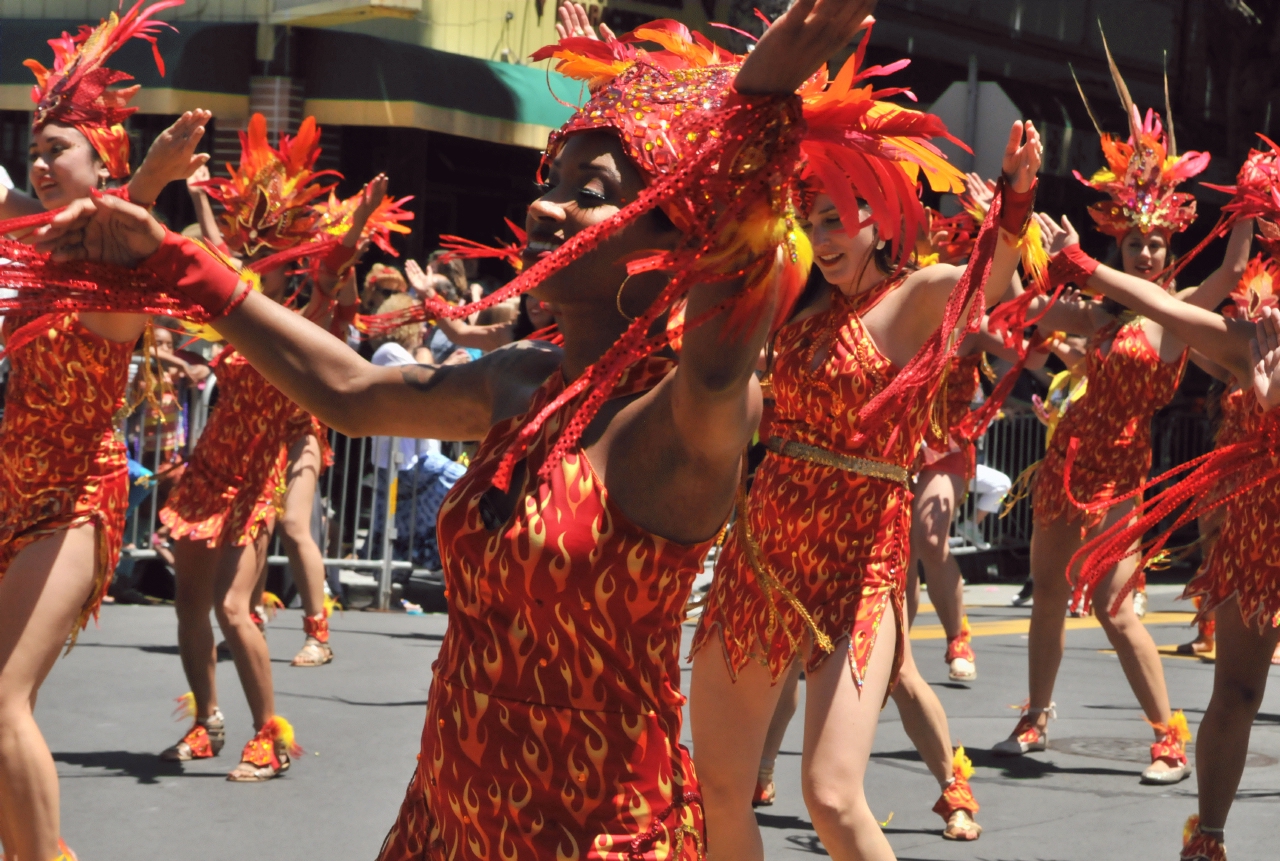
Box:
406;259;555;355
367;293;467;572
360;263;408;315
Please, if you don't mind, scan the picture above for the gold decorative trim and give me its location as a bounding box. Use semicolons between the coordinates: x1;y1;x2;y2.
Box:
766;436;910;487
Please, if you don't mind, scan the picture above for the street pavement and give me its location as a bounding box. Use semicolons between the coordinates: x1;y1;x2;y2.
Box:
44;585;1280;860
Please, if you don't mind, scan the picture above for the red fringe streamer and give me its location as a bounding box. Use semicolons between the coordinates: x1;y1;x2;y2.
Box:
851;182;1007;457
1066;414;1280;616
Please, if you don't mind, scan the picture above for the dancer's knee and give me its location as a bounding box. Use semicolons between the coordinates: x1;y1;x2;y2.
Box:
803;776;869;834
1214;675;1268;718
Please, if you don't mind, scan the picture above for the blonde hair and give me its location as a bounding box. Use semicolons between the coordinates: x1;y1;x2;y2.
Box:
374;292;422;349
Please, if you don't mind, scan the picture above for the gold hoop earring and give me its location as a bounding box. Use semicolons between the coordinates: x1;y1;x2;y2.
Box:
616;274;637;322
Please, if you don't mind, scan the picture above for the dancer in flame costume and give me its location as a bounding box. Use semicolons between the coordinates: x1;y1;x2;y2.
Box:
158;114;401;780
1179;257;1280;659
0;2;214;857
20;0;889;854
1031;137;1280;856
686;29;1043;855
991;55;1253;790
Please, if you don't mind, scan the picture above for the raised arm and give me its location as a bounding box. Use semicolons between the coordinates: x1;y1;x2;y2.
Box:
1175;217;1254;311
34;193;559;441
1045;215;1255;382
406;260;515;351
186;164;224;248
127;111;212;208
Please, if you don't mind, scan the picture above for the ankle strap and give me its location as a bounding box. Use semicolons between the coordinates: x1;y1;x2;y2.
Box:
1022;702;1056;719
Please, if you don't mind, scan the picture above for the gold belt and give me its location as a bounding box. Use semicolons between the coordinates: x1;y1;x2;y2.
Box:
766;437;909;487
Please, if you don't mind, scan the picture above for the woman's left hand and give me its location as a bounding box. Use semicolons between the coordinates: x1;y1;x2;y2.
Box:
32;193;165;266
1035;212;1079;256
140;110;212;184
1001;120;1042;194
1252;305;1280;410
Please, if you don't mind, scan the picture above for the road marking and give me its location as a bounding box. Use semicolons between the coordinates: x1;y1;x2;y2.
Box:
910;611;1195;641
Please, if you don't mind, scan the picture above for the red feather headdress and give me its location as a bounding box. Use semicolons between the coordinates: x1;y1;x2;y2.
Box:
313;190;415;256
795;28;967;266
200;113;341;258
1071;33;1208;240
1225;254;1280;320
25;0;183;178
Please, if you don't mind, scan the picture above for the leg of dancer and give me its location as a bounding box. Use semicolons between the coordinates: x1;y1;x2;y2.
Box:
909;469;973;681
1190;596;1280;853
1003;499;1181;782
161;539;225;761
278;434;333;667
754;659;802;807
214;531;291;781
889;642;981;840
0;526;99;861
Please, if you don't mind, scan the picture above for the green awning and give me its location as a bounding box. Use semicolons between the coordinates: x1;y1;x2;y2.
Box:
0;20;581;148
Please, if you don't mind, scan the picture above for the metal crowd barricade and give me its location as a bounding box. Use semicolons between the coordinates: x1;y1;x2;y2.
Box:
117;357;445;611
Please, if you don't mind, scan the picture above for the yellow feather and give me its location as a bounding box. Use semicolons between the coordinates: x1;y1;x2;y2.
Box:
172;691;196;721
953;745;975;780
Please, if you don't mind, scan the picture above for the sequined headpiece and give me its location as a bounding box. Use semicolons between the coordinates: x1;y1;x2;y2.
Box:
1072;32;1208;239
25;0;182;178
201;113;340;257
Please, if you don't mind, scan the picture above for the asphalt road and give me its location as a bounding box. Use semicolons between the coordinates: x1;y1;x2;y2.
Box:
44;586;1280;860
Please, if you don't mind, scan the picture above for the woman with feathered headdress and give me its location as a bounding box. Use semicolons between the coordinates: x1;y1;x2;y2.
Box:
0;2;211;858
990;42;1255;795
684;26;1040;852
157;115;404;781
1029;146;1280;859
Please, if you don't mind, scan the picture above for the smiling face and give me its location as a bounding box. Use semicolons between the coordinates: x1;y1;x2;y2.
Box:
29;123;109;209
1119;228;1169;282
525;295;556;329
523;132;677;312
800;192;880;294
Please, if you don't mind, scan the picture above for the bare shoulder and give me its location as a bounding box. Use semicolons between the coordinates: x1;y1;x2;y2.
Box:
901;262;964;300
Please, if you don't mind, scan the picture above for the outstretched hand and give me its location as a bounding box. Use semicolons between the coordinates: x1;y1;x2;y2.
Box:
186;163;211;192
1035;212;1079;256
1252;305;1280;410
964;172;994;213
734;0;877;95
142;110;212;184
405;258;439;298
555;1;616;41
30;193;166;267
1002;120;1042;194
344;174;388;248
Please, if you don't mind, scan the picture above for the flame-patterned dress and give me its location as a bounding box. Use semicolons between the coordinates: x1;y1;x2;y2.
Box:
161;349;329;547
919;351;984;479
1033;318;1185;532
691;285;928;690
0;312;133;637
378;357;714;861
1184;390;1280;629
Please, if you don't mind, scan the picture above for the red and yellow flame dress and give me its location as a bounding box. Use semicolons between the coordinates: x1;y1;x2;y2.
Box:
0;312;133;637
1033;318;1185;532
378;358;713;861
691;286;928;690
161;349;329;547
919;351;984;480
1184;390;1280;629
